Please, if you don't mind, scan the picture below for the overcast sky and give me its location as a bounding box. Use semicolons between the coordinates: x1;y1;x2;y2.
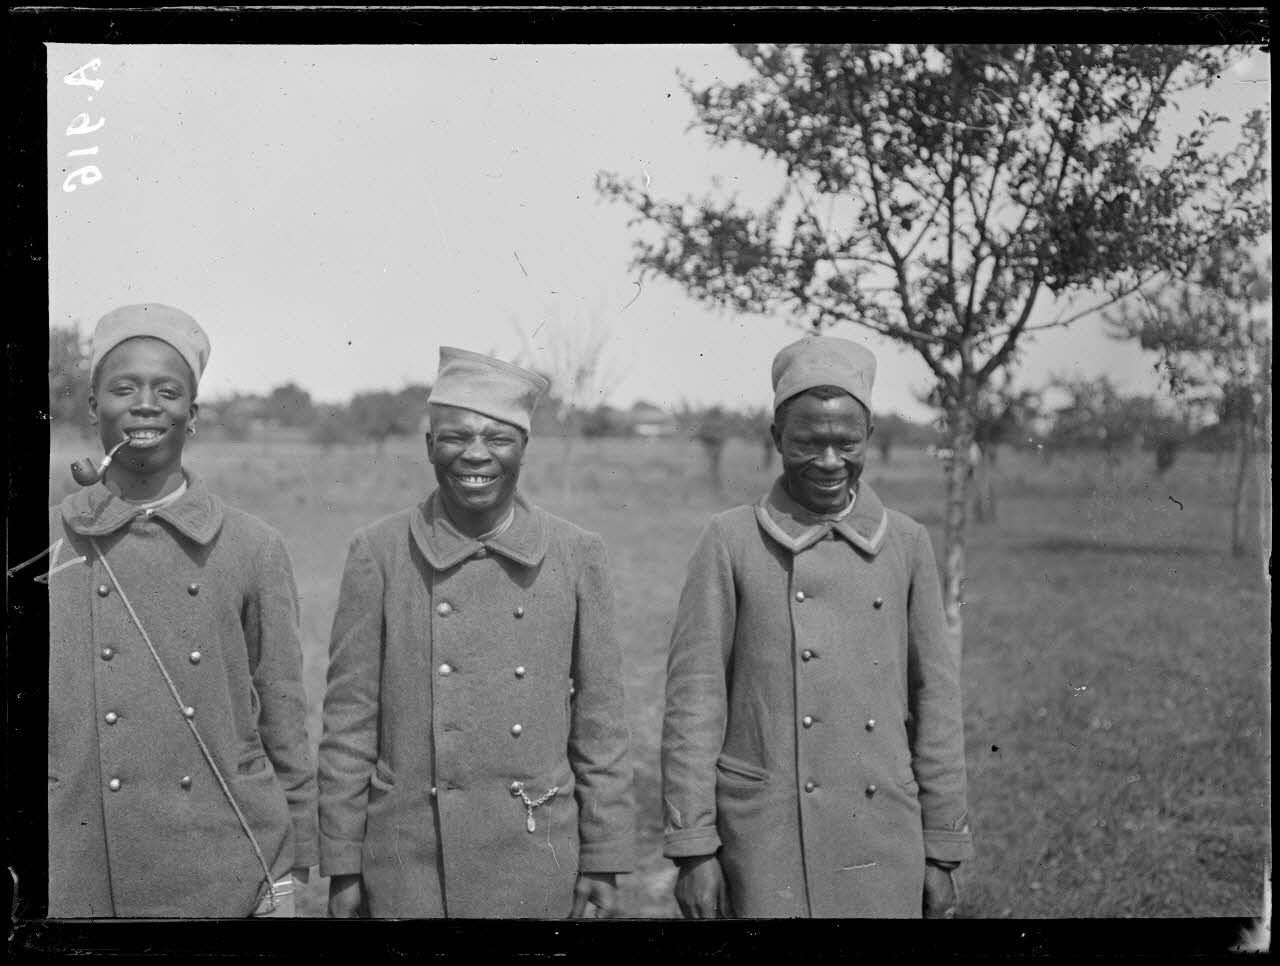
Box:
47;44;1271;420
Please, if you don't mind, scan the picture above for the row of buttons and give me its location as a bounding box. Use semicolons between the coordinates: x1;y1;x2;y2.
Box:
804;780;880;796
436;602;525;618
439;662;525;678
107;774;193;792
101;647;203;664
798;715;877;731
97;582;201;598
795;589;884;608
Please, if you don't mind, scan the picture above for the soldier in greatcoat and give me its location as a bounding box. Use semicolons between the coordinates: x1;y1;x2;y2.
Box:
661;336;974;918
46;305;317;917
319;347;635;918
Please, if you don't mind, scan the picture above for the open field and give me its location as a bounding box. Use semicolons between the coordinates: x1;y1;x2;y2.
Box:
49;433;1270;919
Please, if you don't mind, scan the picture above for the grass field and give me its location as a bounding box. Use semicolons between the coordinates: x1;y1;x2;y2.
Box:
49;432;1271;919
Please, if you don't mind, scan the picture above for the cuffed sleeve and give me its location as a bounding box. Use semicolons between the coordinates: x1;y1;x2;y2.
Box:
247;530;319;871
316;530;383;877
907;523;974;863
568;535;636;874
660;517;735;860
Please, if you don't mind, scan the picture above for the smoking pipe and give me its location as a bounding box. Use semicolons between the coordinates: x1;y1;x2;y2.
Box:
70;439;131;487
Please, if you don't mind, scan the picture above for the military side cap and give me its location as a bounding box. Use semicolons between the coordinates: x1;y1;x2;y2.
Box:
428;346;550;434
772;335;877;413
90;303;211;391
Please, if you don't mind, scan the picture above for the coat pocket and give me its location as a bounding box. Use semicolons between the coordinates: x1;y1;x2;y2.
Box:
716;753;771;785
370;760;396;792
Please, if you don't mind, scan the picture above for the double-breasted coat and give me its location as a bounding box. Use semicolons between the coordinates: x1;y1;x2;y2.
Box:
47;473;319;918
661;479;973;918
317;491;635;918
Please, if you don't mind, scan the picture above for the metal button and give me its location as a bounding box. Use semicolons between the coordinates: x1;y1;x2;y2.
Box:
97;584;110;597
510;781;522;796
511;723;523;736
100;647;114;661
866;719;876;731
188;583;200;596
108;778;122;792
569;684;576;698
804;781;816;793
794;590;806;602
802;715;814;728
438;663;453;676
514;666;526;678
873;597;884;609
429;786;438;798
104;711;119;725
436;602;452;616
801;649;814;662
189;651;202;665
866;783;878;796
180;775;192;790
183;706;195;719
514;606;525;619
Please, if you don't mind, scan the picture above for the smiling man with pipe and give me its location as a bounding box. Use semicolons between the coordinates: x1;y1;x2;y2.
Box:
46;304;316;917
661;335;973;919
319;347;634;918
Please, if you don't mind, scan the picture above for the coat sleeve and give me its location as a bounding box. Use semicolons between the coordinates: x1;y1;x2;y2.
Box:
245;529;319;871
317;530;383;877
568;534;636;874
660;517;735;860
906;521;975;863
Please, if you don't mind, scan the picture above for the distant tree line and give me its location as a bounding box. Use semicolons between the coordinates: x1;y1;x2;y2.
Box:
48;321;1255;472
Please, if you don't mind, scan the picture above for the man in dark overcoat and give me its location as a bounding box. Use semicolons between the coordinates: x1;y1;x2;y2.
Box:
661;336;973;918
319;347;635;918
46;305;317;917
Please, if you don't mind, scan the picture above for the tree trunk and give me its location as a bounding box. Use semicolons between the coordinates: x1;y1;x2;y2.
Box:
703;439;726;497
971;445;998;524
1230;424;1250;557
942;403;975;635
1255;447;1271;575
561;411;577;506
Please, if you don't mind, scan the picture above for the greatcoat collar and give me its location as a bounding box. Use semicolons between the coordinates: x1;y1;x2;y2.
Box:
755;477;889;557
60;470;224;546
410;489;548;572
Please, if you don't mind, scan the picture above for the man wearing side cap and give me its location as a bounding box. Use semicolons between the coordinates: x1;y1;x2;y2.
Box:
45;304;317;917
319;347;635;918
661;336;973;918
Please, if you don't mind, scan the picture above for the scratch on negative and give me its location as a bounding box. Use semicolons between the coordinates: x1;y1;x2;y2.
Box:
621;281;641;312
840;862;878;872
545;810;561;873
514;251;529;277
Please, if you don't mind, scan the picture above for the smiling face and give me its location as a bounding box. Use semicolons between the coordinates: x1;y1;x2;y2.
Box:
89;336;197;495
771;389;873;515
426;403;527;535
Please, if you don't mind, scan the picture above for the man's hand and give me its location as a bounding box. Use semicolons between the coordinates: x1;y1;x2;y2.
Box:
674;854;733;919
569;872;618;918
923;863;958;919
327;873;366;918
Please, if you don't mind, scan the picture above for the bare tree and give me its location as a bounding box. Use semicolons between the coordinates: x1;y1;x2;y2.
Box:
1109;242;1272;557
515;302;623;504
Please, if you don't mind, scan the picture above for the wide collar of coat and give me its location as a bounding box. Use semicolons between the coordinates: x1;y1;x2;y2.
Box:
410;489;548;572
755;477;889;557
59;470;224;546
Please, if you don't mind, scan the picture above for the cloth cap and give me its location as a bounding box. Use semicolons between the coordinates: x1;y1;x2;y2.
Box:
89;303;211;392
771;335;876;414
427;347;550;434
